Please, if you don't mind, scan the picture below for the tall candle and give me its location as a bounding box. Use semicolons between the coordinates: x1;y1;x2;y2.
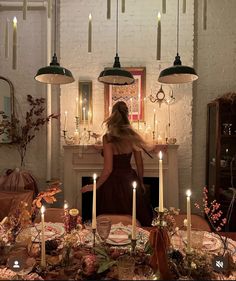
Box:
12;17;17;70
158;151;164;212
5;19;9;58
40;206;46;268
88;13;92;53
23;0;27;20
130;98;133;123
153;109;156;133
83;107;86;124
132;181;137;240
64;111;68;131
88;110;91;130
156;12;161;60
109;105;112;116
186;189;192;252
76;97;79;117
92;173;97;229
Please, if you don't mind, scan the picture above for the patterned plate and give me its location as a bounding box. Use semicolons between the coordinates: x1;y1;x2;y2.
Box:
30;222;65;242
106;225;131;246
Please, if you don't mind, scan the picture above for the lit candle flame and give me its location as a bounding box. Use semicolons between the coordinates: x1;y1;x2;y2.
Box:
132;181;137;189
64;201;68;209
159;151;163;160
93;173;97;180
157;12;161;21
89;13;92;20
186;189;192;197
41;205;45;214
13;16;17;25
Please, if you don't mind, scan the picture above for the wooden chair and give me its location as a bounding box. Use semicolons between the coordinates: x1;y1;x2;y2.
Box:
0;190;33;220
174;213;211;232
96;214;141;227
34;208;64;223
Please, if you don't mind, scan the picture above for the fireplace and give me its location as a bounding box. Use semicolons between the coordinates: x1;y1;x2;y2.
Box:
63;144;179;215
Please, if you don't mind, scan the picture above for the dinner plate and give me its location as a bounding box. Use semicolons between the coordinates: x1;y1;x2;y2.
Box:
202;232;222;252
30;222;65;242
106;225;131;246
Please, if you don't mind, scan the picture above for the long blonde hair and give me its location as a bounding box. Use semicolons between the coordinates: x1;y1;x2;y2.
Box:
104;101;146;152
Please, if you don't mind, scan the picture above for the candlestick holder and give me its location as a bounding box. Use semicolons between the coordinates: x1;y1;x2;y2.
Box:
152;131;155;142
62;130;67;139
130;238;137;254
75;116;80;130
92;228;96;248
152;207;168;228
61;130;74;145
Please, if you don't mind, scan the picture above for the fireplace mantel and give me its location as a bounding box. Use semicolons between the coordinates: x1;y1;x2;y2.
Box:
63;144;179;214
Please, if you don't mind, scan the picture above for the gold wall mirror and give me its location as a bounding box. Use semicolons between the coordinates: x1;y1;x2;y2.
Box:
0;76;14;143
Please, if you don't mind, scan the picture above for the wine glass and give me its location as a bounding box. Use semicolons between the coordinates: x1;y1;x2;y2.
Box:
96;218;111;243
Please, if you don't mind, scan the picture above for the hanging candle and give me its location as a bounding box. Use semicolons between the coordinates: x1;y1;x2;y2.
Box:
12;17;17;70
88;13;92;53
122;0;125;13
156;12;161;60
5;19;9;58
162;0;166;14
23;0;27;20
107;0;111;19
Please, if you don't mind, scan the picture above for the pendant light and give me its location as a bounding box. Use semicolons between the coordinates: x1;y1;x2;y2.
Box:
158;0;198;84
98;0;134;86
35;0;74;84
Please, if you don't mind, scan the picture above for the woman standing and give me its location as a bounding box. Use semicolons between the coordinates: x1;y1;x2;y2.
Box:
81;101;153;226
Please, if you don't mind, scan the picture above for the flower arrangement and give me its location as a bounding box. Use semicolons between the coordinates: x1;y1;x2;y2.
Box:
0;95;59;167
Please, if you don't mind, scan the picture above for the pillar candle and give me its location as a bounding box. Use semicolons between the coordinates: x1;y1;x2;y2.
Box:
12;17;17;70
5;19;9;58
156;12;161;60
76;97;79;117
92;173;97;229
40;206;46;268
153;109;156;133
132;181;137;240
158;151;164;212
23;0;27;20
186;189;192;252
64;111;68;131
88;13;92;53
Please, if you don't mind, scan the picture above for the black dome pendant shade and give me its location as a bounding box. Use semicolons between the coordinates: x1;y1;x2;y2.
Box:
158;0;198;84
98;0;134;86
35;0;74;85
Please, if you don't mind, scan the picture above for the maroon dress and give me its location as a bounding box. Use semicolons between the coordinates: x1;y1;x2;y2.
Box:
97;153;153;226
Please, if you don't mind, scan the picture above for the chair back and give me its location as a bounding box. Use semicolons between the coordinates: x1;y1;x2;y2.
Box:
34;208;64;223
96;214;141;227
174;213;211;232
0;190;33;220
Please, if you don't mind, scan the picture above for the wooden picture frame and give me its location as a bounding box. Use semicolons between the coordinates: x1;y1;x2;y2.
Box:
104;67;146;121
78;80;92;124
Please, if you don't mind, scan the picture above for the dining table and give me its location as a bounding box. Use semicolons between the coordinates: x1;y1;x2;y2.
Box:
0;220;235;280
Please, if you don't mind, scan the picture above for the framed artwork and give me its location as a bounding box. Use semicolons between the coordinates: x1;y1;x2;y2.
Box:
78;80;93;124
104;67;146;121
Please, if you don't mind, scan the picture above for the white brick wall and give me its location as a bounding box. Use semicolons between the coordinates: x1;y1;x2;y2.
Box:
60;0;194;208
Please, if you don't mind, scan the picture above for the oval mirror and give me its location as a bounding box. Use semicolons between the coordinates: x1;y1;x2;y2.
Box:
0;76;14;143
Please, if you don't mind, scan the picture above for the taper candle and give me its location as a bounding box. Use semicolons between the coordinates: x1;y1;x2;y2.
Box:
76;97;79;117
88;110;91;130
158;151;164;212
23;0;27;20
12;17;17;70
83;107;86;124
5;19;9;58
153;109;156;133
156;12;161;60
40;206;46;268
64;111;68;131
186;189;192;252
132;181;137;240
88;13;92;53
92;174;97;229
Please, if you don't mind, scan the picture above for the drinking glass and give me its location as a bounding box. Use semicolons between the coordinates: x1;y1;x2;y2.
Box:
96;218;111;242
117;255;135;280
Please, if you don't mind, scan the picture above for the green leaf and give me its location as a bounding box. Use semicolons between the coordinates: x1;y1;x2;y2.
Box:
94;246;109;258
97;260;117;274
144;240;153;255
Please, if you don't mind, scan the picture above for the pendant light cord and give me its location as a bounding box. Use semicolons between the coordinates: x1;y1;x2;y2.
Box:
116;0;118;54
177;0;179;54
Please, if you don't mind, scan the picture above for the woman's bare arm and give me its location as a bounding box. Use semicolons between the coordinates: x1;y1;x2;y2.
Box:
81;135;113;192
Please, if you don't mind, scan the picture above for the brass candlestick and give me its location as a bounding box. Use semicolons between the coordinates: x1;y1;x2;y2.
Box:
131;238;137;254
152;131;155;142
92;228;96;248
152;207;168;228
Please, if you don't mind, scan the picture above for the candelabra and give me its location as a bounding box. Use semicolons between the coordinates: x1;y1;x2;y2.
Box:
152;207;168;228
